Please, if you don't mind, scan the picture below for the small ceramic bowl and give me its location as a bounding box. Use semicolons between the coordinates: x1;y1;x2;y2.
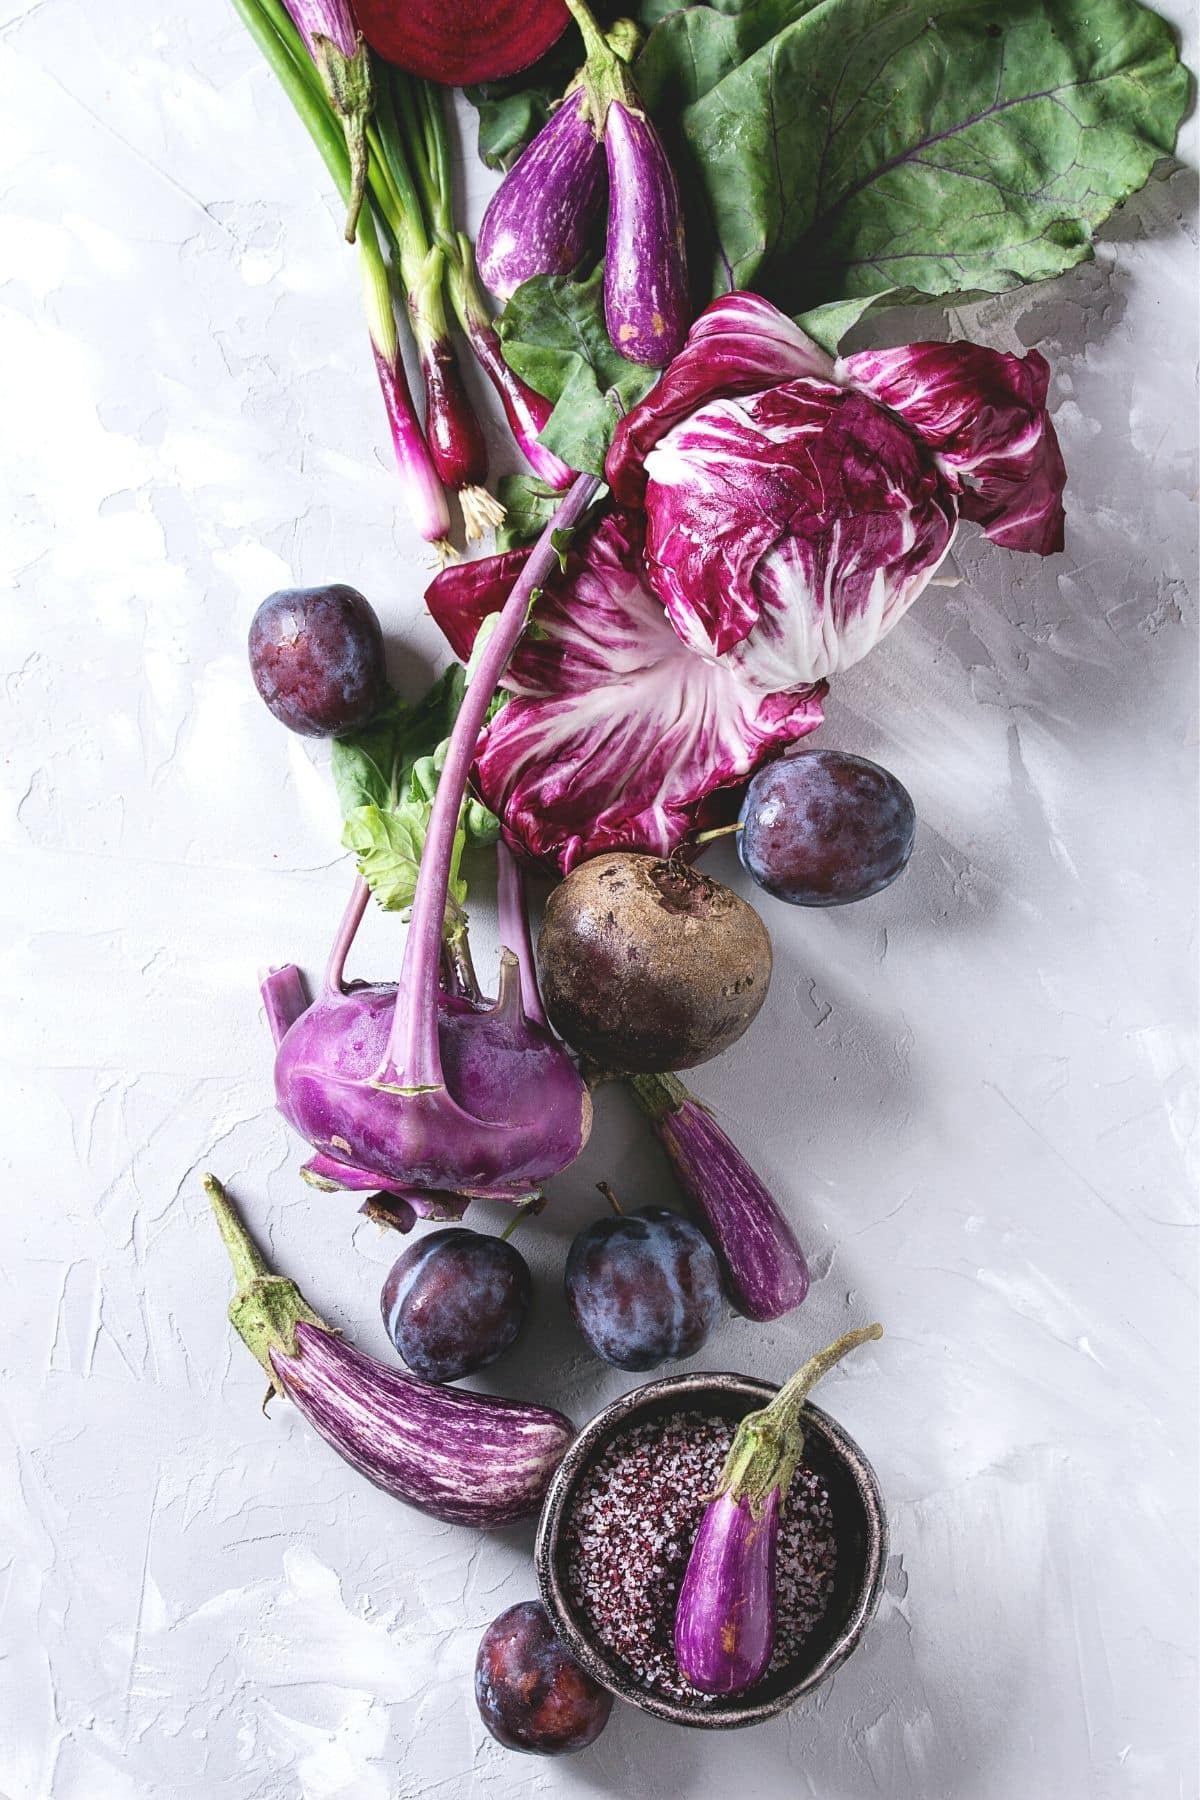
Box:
535;1369;887;1729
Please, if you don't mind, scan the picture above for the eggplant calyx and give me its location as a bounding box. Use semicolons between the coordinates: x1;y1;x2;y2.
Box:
627;1070;689;1120
713;1324;883;1517
207;1174;331;1392
562;0;638;130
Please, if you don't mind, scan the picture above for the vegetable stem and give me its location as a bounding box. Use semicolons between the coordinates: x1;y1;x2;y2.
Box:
383;472;601;1088
499;1197;538;1243
324;875;371;994
597;1181;624;1217
232;0;452;554
561;0;612;70
714;1324;883;1515
769;1324;883;1439
627;1069;688;1118
206;1173;329;1383
206;1173;270;1287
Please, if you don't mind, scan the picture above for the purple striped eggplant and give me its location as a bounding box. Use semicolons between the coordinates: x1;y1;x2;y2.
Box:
207;1175;575;1527
603;101;688;368
628;1072;810;1322
675;1488;781;1693
674;1324;882;1694
477;89;607;303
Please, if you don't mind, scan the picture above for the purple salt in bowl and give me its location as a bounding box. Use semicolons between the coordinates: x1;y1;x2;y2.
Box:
534;1370;887;1729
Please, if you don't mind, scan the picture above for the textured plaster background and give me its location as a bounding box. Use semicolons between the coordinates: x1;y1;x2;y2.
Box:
1;4;1198;1797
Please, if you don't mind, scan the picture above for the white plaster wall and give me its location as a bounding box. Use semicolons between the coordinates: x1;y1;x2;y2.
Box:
1;5;1196;1797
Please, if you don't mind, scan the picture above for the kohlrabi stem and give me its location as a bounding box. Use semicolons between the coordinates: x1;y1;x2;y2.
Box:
499;1197;538;1243
382;472;601;1089
324;875;371;994
496;838;547;1029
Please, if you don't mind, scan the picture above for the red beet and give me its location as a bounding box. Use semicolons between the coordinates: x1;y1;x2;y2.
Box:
354;0;570;85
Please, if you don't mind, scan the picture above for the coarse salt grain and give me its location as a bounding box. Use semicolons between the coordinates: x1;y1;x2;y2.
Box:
563;1409;838;1706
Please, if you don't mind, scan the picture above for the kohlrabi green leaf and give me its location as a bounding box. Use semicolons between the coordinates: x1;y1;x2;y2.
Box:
669;0;1188;309
331;667;498;920
499;267;659;476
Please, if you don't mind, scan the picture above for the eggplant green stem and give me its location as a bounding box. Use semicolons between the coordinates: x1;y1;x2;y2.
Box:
206;1174;329;1388
627;1070;689;1120
714;1324;883;1517
562;0;639;128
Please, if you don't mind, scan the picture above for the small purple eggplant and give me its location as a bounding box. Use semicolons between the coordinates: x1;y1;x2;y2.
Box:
207;1176;575;1527
674;1324;883;1695
477;89;607;303
603;100;689;368
675;1489;781;1693
628;1071;810;1322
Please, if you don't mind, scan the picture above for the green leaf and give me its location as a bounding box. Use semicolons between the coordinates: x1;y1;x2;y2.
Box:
330;666;465;816
331;667;498;922
636;0;820;112
495;473;564;551
465;70;570;171
341;803;439;916
668;0;1189;310
793;291;898;354
499;267;660;477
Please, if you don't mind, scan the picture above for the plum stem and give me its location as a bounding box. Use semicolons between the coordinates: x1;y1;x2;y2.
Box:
596;1180;624;1217
499;1197;539;1243
692;822;744;847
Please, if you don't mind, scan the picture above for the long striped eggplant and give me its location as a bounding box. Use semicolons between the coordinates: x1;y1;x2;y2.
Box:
208;1176;575;1528
627;1072;810;1322
603;100;689;368
477;89;607;303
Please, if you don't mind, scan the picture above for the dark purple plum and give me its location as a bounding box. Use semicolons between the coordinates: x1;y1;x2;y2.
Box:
738;749;916;906
565;1198;722;1372
381;1228;531;1384
248;584;387;738
475;1601;612;1755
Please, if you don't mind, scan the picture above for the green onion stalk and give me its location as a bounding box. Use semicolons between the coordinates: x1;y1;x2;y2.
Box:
370;68;503;540
233;0;468;556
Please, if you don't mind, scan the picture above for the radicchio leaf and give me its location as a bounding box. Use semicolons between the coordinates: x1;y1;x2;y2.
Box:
608;292;1064;683
426;510;825;872
839;342;1067;554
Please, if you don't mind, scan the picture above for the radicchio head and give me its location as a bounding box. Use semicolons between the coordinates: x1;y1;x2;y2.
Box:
607;292;1066;682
